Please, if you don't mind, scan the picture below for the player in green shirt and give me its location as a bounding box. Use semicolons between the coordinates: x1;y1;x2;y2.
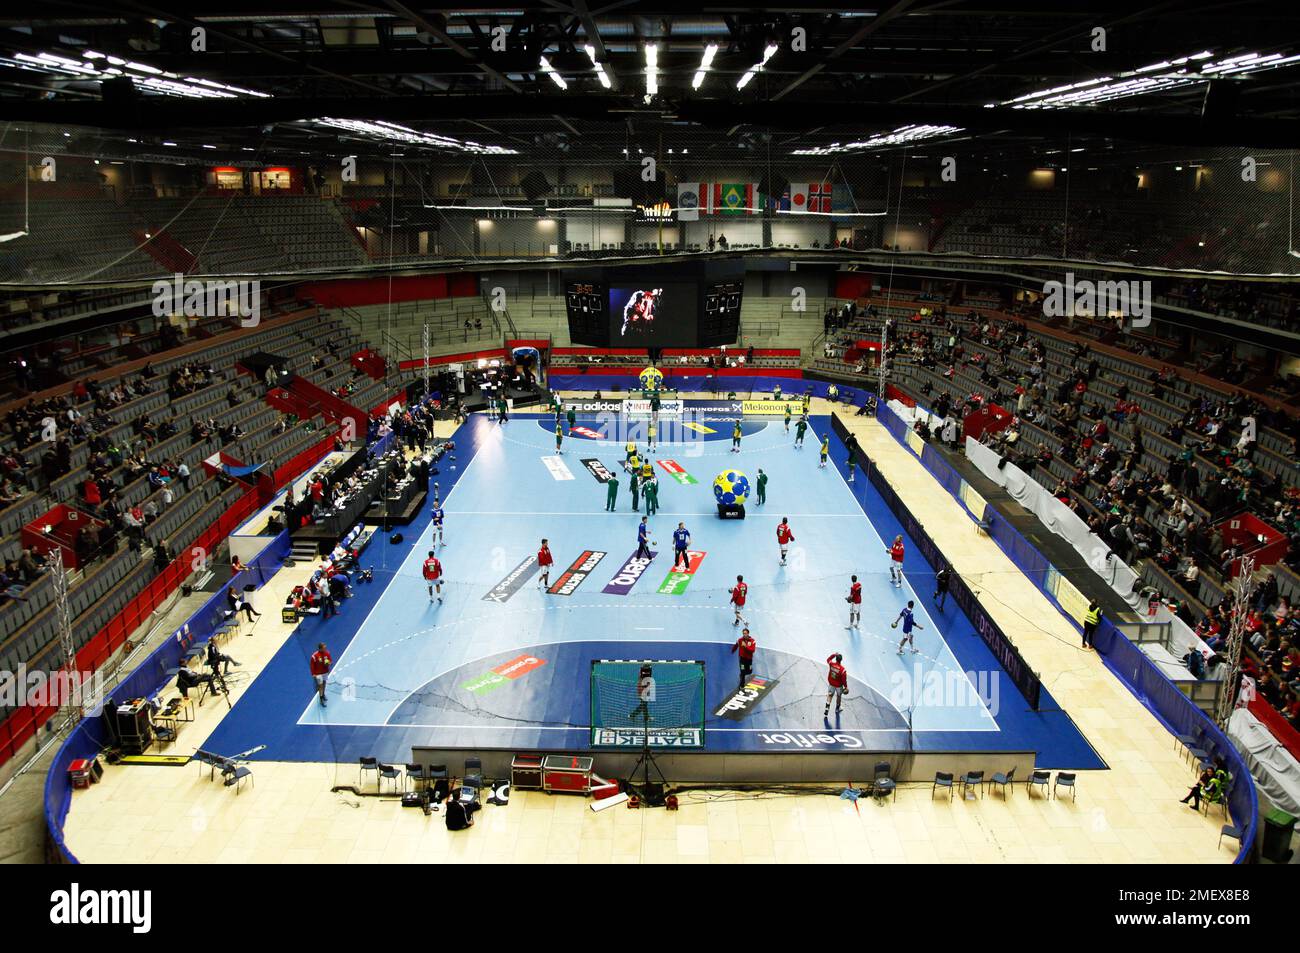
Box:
605;472;619;511
555;422;564;454
566;406;576;432
630;469;640;511
644;476;659;516
795;417;808;448
756;469;768;505
784;404;792;433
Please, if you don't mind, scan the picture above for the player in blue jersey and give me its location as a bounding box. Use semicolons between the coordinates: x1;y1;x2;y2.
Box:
672;522;691;569
893;600;925;654
431;503;445;546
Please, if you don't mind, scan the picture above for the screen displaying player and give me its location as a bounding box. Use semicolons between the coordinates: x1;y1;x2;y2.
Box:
619;287;663;337
607;282;698;345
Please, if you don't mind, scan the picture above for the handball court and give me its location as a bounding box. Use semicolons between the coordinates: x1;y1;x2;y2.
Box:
59;397;1232;864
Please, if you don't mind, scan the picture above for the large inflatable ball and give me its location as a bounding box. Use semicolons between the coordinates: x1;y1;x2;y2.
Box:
639;366;665;390
713;469;750;506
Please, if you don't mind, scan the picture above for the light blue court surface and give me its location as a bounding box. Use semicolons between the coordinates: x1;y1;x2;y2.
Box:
205;407;1104;770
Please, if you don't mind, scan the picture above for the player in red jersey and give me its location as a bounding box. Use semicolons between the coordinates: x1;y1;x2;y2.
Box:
309;642;331;707
824;653;848;716
887;535;905;588
776;517;795;566
537;538;553;590
846;574;863;629
729;574;748;626
731;627;757;687
422;550;443;603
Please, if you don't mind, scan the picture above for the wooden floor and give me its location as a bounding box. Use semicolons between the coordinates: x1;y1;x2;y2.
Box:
60;400;1237;864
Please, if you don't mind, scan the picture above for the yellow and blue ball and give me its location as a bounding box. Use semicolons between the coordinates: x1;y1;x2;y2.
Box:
713;469;750;506
639;366;664;391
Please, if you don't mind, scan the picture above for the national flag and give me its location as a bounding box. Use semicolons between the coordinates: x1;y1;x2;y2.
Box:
790;182;833;214
714;182;755;215
676;183;702;221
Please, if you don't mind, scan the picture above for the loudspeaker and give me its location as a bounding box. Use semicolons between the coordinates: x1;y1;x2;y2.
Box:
520;170;552;201
389;533;404;544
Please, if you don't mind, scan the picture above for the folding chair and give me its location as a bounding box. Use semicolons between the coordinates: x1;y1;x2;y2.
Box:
359;756;379;790
871;761;897;803
377;762;402;794
1053;772;1077;801
961;770;985;799
1218;824;1242;851
932;772;954;800
1027;770;1051;798
989;767;1017;799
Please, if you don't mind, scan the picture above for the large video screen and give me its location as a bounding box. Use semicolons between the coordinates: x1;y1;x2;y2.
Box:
608;282;698;346
565;281;606;346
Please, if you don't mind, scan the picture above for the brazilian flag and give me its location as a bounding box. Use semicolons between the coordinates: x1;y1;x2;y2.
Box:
717;182;754;215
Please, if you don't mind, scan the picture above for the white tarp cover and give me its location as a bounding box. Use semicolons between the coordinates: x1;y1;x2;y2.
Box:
1228;707;1300;817
966;436;1140;607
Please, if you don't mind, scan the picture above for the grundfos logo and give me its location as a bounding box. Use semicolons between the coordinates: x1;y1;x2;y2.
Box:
50;884;151;933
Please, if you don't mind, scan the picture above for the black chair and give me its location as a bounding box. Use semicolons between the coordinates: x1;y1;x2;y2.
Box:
1053;772;1077;801
464;756;483;790
405;763;427;792
932;771;954;800
359;756;378;790
1027;770;1051;798
871;761;897;802
221;764;254;794
989;767;1017;799
961;770;985;799
377;762;402;794
1219;824;1242;851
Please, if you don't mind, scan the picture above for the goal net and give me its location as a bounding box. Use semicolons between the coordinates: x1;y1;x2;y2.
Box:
590;659;706;748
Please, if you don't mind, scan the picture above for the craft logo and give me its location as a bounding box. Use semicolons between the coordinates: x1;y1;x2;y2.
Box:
1041;271;1151;329
50;883;152;933
481;555;539;603
581;458;615;483
657;550;706;595
463;654;547;694
570;425;604;439
548;550;607;595
601;551;657;595
656;459;697;485
714;675;779;721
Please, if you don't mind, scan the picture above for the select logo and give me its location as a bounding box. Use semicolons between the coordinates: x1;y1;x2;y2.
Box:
462;654;547;694
580;458;615;483
601;551;658;595
714;676;779;721
50;883;152;933
548;550;607;595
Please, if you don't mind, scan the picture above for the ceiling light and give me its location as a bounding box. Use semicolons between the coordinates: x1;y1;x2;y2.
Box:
538;56;567;91
583;45;612;89
645;44;658;97
737;43;778;90
692;44;718;90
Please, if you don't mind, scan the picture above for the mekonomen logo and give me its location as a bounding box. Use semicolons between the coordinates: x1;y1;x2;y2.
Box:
1041;271;1150;329
50;883;151;933
152;273;261;327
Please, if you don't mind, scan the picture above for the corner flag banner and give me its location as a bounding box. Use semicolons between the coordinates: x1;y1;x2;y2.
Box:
657;458;697;485
657;550;706;595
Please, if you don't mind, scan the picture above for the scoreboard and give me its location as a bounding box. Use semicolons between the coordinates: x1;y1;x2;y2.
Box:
565;281;606;346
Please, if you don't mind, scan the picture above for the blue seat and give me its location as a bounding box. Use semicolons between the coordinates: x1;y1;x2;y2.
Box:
932;772;954;800
961;770;985;799
1027;770;1051;798
1054;772;1077;801
990;767;1017;799
1218;824;1242;851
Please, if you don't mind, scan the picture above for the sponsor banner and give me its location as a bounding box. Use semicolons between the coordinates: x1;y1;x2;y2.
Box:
601;550;658;595
682;421;716;434
548;549;607;595
686;400;744;413
463;653;547;694
564;400;625;413
581;458;616;483
592;727;703;747
714;675;779;720
657;459;697;485
570;425;604;439
542;455;574;480
960;481;988;518
624;399;684;417
657;550;706;595
741;400;793;415
482;555;540;603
